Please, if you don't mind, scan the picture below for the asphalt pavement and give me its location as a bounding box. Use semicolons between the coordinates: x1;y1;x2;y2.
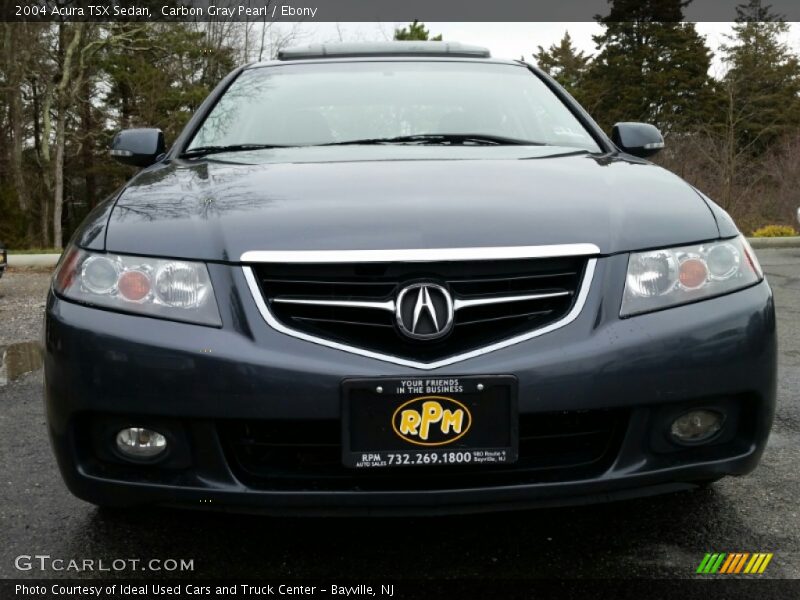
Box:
0;248;798;581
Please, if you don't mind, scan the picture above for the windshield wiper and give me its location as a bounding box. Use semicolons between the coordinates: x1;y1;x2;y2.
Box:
181;135;545;155
181;144;289;158
521;148;594;160
319;133;545;147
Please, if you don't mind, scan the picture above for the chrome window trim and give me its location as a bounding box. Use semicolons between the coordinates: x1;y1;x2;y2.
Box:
241;250;598;371
240;243;600;264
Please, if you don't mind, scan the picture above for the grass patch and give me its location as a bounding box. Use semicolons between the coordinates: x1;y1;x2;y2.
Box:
751;225;798;238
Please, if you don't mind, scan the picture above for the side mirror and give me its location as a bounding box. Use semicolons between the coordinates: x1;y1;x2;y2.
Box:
611;122;664;158
110;128;166;167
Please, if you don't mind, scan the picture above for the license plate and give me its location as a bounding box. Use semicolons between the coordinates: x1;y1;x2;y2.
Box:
341;376;517;469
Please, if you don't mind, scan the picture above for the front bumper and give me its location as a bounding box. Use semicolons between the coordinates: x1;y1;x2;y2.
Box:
44;256;777;515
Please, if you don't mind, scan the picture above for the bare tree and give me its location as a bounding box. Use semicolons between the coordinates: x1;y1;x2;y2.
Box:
39;23;144;248
1;23;33;240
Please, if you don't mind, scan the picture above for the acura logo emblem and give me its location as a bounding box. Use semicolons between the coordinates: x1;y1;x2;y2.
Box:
395;283;454;340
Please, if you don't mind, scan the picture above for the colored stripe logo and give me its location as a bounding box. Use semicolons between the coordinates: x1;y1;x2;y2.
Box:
696;552;773;574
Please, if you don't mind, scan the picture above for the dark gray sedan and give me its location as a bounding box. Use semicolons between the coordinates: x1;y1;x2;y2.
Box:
44;42;776;515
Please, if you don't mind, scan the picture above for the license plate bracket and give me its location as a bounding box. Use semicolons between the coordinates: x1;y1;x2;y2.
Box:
341;375;518;469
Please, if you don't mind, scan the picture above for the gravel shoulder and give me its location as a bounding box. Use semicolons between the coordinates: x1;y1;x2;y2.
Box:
0;271;50;347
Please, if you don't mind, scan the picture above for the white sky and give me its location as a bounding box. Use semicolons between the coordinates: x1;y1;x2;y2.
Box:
282;22;800;77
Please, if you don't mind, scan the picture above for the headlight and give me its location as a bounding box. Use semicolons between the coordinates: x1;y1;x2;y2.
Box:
53;247;221;326
621;235;762;317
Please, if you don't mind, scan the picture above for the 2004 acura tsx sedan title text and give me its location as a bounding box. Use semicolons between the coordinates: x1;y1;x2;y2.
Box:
44;42;776;515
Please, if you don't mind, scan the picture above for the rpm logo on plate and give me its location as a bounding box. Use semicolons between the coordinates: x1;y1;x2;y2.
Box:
391;396;472;446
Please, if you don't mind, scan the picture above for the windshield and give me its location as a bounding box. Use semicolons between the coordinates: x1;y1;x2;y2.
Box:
187;61;601;153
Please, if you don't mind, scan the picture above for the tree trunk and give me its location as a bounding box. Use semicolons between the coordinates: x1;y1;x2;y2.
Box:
53;109;66;249
39;81;53;248
51;23;84;249
40;196;50;248
4;23;34;242
9;75;29;197
81;78;97;209
9;87;29;211
31;78;41;159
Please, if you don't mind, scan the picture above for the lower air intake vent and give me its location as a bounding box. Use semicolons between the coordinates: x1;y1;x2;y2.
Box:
219;409;627;491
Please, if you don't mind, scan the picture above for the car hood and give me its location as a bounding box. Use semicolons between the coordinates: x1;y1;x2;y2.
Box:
105;148;721;261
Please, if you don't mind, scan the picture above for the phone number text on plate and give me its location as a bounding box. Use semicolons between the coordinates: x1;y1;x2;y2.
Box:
354;449;509;468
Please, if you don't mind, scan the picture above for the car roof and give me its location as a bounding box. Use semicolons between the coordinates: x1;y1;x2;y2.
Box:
277;41;491;61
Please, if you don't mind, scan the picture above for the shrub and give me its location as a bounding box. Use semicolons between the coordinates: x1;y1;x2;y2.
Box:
751;225;798;237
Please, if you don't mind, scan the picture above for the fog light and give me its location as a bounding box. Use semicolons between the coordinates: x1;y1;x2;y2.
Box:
116;427;167;459
670;410;723;443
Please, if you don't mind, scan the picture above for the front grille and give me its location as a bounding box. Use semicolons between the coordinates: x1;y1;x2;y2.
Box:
218;410;628;491
250;256;587;362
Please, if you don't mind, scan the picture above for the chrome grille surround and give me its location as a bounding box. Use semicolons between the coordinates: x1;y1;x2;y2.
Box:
242;245;599;370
